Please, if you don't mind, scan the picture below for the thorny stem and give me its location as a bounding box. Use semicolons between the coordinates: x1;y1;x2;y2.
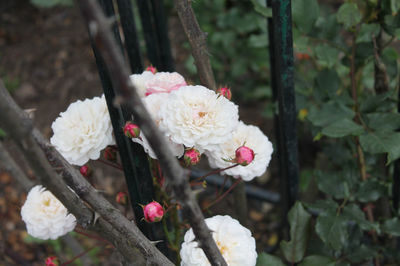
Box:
61;244;106;265
203;178;242;211
97;158;124;170
194;164;240;182
349;31;380;265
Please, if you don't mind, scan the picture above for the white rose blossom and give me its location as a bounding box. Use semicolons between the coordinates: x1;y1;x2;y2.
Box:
132;93;184;159
50;95;115;166
21;185;76;240
159;85;239;150
206;121;273;181
180;215;257;266
129;71;154;97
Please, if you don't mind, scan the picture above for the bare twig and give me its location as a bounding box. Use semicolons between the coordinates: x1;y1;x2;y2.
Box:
174;0;217;90
76;0;226;265
372;33;389;94
0;81;173;266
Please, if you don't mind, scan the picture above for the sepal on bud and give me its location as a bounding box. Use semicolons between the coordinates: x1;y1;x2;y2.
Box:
123;122;140;138
143;201;164;223
234;145;255;166
116;192;128;205
146;65;157;74
183;148;201;166
216;87;232;100
79;165;92;177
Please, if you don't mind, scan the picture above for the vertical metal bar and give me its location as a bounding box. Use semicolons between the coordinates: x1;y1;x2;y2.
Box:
90;0;169;256
135;0;162;68
393;77;400;211
267;0;299;219
150;0;175;71
116;0;144;73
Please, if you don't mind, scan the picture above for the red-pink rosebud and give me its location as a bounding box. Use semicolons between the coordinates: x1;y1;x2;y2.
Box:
216;87;232;100
104;146;117;162
183;148;201;166
45;256;58;266
146;65;157;74
79;165;91;177
143;201;164;223
123;122;140;138
116;192;128;205
235;145;255;166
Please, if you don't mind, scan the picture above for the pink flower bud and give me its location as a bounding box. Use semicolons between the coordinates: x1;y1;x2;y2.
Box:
45;256;58;266
104;146;117;162
116;192;128;205
123;122;140;138
217;87;232;100
183;148;201;166
143;201;164;223
235;145;255;166
146;65;157;74
79;165;91;177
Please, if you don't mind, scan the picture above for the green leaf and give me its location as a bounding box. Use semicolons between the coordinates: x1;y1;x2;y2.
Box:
360;91;391;113
248;34;268;48
321;119;364;138
359;131;400;163
30;0;73;8
0;128;6;138
391;0;400;15
356;23;380;43
316;171;351;199
292;0;319;33
250;0;272;17
382;218;400;236
256;253;286;266
315;44;339;68
316;69;340;99
316;212;348;251
299;255;335;266
337;3;362;29
355;179;387;203
307;102;354;127
366;113;400;131
305;199;338;214
280;202;311;263
342;204;380;233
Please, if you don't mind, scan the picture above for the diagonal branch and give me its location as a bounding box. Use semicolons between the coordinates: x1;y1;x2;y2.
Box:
0;81;173;266
76;0;226;265
174;0;217;91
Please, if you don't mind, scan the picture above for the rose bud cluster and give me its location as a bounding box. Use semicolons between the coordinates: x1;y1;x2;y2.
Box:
183;148;201;166
116;192;128;205
79;165;91;177
216;87;232;100
235;145;255;166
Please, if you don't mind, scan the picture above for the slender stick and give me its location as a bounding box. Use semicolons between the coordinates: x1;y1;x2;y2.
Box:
203;178;242;211
232;178;248;227
76;1;227;264
193;163;239;182
173;0;217;90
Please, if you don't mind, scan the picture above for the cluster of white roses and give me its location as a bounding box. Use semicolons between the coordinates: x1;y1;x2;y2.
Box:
29;69;271;264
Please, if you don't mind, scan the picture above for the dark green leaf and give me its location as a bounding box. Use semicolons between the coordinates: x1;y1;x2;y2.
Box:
316;69;340;99
299;255;335;266
337;3;362;29
366;113;400;131
391;0;400;15
356;23;380;43
256;253;285;266
355;179;387;203
382;218;400;236
316;213;348;251
347;244;377;263
359;131;400;163
360;92;391;113
292;0;319;33
315;44;339;68
321;119;364;138
248;34;268;48
343;204;380;233
308;102;354;127
305;199;338;214
0;128;6;138
250;0;272;17
31;0;73;7
280;202;311;263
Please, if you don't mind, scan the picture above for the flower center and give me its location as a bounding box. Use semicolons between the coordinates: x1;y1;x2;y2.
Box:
216;241;228;255
198;111;207;118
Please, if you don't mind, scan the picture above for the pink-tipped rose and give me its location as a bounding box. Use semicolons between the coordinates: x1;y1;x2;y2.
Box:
123;122;140;138
45;256;58;266
183;148;201;166
235;145;255;166
145;72;187;96
217;87;232;100
143;201;164;223
146;65;157;74
116;192;128;205
79;165;91;177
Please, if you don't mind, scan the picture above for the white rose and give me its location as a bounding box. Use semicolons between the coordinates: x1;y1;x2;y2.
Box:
159;85;239;150
205;121;273;181
50;95;114;166
180;215;257;266
21;185;76;240
129;71;155;97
